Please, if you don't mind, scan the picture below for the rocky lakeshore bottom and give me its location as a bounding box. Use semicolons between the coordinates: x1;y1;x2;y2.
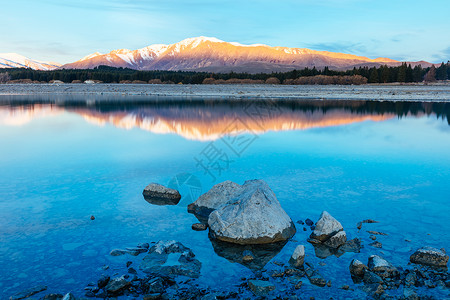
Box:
7;180;450;300
9;236;449;300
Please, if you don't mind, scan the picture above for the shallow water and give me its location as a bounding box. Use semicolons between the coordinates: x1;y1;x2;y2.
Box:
0;97;449;298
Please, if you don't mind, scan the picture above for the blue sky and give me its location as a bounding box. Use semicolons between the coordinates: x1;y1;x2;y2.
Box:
1;0;449;63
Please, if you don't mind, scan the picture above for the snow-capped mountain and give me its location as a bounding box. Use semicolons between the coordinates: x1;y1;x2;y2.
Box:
0;53;61;70
60;37;432;73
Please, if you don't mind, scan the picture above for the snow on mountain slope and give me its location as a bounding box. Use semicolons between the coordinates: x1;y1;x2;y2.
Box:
58;36;432;73
0;53;61;70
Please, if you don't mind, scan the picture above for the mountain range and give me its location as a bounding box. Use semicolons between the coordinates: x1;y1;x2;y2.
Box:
1;37;434;73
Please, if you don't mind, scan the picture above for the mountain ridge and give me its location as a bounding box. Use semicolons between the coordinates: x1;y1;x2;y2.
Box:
60;37;433;73
1;37;435;72
0;53;61;71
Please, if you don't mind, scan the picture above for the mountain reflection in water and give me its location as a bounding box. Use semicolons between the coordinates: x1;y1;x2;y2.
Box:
1;99;449;141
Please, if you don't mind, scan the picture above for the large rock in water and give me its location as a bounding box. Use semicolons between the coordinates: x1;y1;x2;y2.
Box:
410;247;449;268
208;180;296;245
188;180;241;218
309;211;346;248
143;183;181;205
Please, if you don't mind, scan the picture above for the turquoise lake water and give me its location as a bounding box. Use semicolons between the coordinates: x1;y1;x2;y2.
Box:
0;97;449;298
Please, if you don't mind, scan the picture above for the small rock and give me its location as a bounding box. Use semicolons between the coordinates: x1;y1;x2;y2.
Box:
369;241;383;248
341;285;350;290
242;250;255;263
110;249;126;256
192;223;208;231
128;267;137;274
105;275;130;295
62;293;76;300
288;245;305;268
309;211;345;245
90;215;95;220
366;230;388;236
294;281;303;289
410;247;449;268
305;219;314;226
309;274;327;287
349;259;368;277
97;275;110;288
368;255;398;278
248;279;275;296
326;281;332;287
303;227;307;231
126;261;132;268
296;220;304;225
323;230;347;248
9;285;47;300
370;235;376;240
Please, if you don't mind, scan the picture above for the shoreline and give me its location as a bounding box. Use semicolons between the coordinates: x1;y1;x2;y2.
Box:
0;83;450;102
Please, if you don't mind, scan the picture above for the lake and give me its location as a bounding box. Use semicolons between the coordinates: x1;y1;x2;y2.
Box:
0;95;449;299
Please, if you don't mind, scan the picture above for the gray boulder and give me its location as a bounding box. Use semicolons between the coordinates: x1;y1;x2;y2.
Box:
349;259;368;277
309;211;346;248
288;245;305;268
208;180;296;245
368;255;398;278
143;183;181;205
188;180;241;218
410;247;448;268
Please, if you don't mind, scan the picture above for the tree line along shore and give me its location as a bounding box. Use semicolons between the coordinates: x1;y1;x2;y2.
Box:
0;62;448;85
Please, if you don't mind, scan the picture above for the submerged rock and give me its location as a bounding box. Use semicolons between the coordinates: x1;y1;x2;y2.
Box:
349;259;368;278
323;230;347;248
187;180;241;219
105;275;130;295
9;285;47;300
289;245;305;268
248;279;275;296
192;223;208;231
140;240;201;278
143;183;181;205
367;255;398;278
410;247;449;268
208;180;296;245
309;211;346;248
42;294;63;300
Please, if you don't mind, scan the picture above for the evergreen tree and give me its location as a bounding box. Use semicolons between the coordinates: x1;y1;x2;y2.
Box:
397;63;407;82
369;68;379;83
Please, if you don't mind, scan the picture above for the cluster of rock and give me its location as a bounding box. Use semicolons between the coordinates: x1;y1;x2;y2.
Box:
348;248;449;298
188;179;296;245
